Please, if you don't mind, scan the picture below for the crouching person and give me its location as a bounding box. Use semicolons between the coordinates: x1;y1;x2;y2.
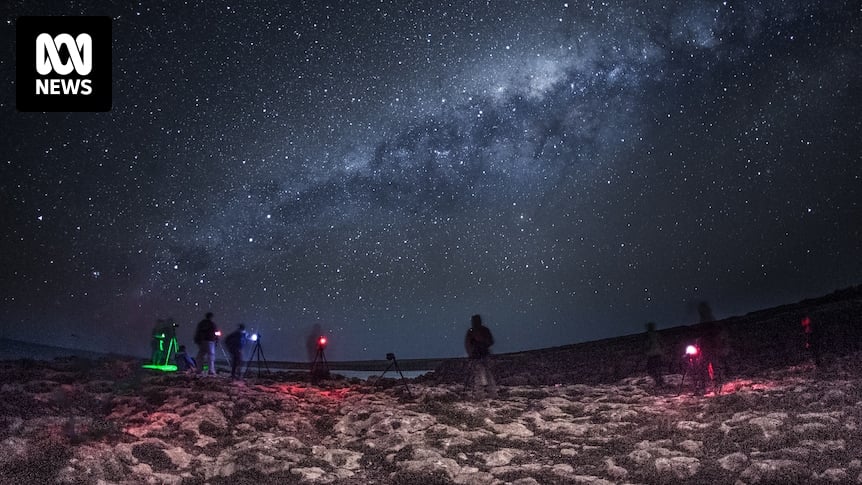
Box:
175;345;196;373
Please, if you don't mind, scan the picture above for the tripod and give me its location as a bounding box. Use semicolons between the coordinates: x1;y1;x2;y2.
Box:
215;341;232;374
244;339;271;377
373;353;412;397
149;326;178;368
310;345;330;382
161;335;179;366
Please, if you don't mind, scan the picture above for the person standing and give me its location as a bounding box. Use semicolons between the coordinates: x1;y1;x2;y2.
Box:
688;338;709;396
801;316;822;367
224;324;249;379
194;312;219;375
465;314;496;398
644;322;664;387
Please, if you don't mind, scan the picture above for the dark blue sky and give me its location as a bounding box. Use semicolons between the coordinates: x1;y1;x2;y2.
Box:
1;1;860;360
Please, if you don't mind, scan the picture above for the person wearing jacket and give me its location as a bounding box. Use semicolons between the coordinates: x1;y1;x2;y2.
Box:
465;314;497;398
194;312;219;375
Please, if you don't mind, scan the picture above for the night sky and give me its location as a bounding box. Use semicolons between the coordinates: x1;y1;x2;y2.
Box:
1;1;860;361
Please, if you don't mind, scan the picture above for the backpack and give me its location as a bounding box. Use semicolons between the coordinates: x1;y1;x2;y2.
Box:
470;327;493;357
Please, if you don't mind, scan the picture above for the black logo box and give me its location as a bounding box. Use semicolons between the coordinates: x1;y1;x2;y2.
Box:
17;16;112;112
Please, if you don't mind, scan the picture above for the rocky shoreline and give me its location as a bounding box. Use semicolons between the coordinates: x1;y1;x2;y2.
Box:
1;353;861;484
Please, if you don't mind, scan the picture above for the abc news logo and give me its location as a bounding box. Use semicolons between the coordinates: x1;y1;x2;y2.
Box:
36;33;94;94
17;17;111;112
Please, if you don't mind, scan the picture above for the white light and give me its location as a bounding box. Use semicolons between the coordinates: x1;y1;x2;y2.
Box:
685;345;698;356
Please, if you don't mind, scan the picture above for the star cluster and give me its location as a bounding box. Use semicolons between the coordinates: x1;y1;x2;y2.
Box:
1;1;860;360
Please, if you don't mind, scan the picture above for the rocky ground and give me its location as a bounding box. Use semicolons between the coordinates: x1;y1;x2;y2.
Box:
1;352;861;484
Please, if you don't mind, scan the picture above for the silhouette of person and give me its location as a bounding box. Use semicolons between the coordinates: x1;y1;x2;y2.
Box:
698;301;716;323
801;316;821;367
644;322;664;387
697;302;728;390
224;324;248;378
700;319;718;364
465;314;496;398
680;339;711;396
194;312;219;375
175;345;196;372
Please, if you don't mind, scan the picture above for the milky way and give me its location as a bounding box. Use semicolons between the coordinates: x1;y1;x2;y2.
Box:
1;1;860;360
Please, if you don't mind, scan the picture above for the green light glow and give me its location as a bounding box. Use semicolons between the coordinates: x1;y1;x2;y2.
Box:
151;334;179;367
142;364;178;372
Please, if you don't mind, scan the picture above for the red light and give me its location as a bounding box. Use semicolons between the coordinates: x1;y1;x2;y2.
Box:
685;345;698;356
318;336;327;348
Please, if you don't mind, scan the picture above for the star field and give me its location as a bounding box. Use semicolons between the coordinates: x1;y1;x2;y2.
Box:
1;1;860;360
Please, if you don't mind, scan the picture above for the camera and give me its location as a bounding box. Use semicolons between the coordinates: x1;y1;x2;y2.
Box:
386;353;395;361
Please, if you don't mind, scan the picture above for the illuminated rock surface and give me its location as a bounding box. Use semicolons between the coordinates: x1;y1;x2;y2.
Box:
1;351;861;484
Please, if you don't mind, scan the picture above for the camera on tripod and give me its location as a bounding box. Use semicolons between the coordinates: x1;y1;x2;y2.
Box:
374;351;412;396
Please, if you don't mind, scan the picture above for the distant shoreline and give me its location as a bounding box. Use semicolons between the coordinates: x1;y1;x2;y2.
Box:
0;338;448;371
3;284;860;378
263;358;450;372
